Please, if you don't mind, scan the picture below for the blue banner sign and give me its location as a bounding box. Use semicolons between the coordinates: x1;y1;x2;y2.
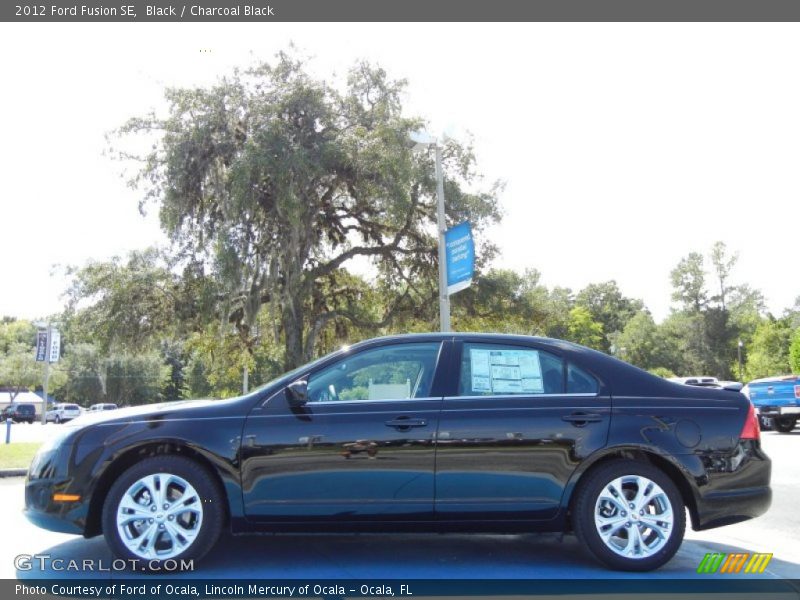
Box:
445;221;474;295
35;331;48;362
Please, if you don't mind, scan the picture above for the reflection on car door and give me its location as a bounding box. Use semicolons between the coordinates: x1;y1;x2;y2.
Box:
434;340;611;521
240;341;447;523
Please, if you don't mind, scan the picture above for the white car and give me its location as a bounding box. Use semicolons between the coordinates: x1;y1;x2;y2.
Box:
669;376;743;392
668;376;720;387
89;403;118;412
45;403;82;424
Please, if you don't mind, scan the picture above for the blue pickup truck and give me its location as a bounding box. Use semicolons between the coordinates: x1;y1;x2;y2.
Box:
742;375;800;433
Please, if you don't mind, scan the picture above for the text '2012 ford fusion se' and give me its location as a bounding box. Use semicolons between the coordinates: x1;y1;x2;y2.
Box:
24;333;771;571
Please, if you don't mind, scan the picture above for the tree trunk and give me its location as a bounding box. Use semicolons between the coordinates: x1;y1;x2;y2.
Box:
282;296;305;371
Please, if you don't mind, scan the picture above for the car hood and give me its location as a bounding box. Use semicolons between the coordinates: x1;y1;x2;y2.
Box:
66;399;219;428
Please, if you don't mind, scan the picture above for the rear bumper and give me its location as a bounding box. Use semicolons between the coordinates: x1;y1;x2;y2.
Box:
693;440;771;530
694;485;772;530
757;405;800;417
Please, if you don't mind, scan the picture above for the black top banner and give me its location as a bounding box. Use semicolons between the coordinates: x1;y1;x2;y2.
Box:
6;0;800;22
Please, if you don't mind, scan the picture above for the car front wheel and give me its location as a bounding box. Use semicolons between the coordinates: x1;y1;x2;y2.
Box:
101;455;224;567
573;460;686;571
774;417;797;433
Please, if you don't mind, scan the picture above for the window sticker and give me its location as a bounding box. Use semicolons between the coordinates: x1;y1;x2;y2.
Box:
470;348;544;394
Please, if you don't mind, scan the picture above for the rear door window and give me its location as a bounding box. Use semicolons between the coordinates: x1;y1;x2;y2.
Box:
458;343;565;396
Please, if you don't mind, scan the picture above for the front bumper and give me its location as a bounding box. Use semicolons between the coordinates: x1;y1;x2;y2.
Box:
24;474;89;535
24;445;89;536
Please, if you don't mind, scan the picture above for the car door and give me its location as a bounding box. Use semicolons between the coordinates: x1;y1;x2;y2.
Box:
241;340;448;523
434;339;610;521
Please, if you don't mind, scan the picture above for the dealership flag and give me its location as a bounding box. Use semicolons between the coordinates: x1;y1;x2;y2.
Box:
35;331;47;362
48;329;61;363
445;221;475;295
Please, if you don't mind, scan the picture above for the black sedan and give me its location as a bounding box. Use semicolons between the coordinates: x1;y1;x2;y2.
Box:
24;333;771;571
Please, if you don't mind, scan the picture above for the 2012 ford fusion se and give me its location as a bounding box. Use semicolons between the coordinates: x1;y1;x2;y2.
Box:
24;333;771;571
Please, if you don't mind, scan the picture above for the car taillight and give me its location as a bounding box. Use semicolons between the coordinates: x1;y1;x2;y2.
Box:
795;385;800;399
740;401;760;441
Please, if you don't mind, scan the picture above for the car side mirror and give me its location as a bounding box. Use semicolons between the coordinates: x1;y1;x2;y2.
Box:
286;380;309;406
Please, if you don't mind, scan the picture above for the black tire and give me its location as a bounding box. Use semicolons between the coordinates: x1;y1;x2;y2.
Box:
102;455;224;568
572;460;686;571
774;417;797;433
55;415;61;424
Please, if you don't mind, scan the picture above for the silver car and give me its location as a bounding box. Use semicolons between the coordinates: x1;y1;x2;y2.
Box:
45;403;82;424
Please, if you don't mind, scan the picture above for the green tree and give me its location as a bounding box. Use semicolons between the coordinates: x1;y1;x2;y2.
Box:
566;306;603;349
575;280;643;352
728;284;767;347
709;241;738;310
0;343;41;402
452;269;551;335
544;287;574;340
666;243;752;378
0;319;37;355
62;248;183;354
113;53;500;370
744;318;792;380
54;343;105;405
161;341;189;402
612;311;664;371
659;311;710;376
789;328;800;374
670;252;707;312
104;352;170;406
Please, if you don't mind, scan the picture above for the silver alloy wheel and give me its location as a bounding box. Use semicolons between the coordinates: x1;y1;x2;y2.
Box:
593;475;674;559
115;472;203;560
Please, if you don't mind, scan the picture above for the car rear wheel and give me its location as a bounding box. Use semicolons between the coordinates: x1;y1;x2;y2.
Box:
102;456;224;567
774;417;797;433
573;460;685;571
55;415;61;424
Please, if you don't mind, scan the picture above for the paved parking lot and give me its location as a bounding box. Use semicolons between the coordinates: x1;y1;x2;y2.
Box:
1;430;798;583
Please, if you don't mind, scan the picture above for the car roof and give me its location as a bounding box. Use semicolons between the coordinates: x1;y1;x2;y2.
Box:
355;332;582;347
344;333;734;400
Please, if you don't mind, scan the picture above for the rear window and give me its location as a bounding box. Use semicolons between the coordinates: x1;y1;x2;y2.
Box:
63;404;80;410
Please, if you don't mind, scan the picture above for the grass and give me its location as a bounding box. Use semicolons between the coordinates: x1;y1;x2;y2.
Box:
0;442;42;470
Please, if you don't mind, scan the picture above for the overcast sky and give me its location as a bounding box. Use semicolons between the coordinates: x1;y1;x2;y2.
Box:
0;23;797;324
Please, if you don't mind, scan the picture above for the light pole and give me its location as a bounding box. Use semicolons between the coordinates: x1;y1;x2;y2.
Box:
738;339;744;382
409;130;450;332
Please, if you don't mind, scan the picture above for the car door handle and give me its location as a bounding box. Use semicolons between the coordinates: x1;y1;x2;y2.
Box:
385;417;427;429
562;412;603;426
